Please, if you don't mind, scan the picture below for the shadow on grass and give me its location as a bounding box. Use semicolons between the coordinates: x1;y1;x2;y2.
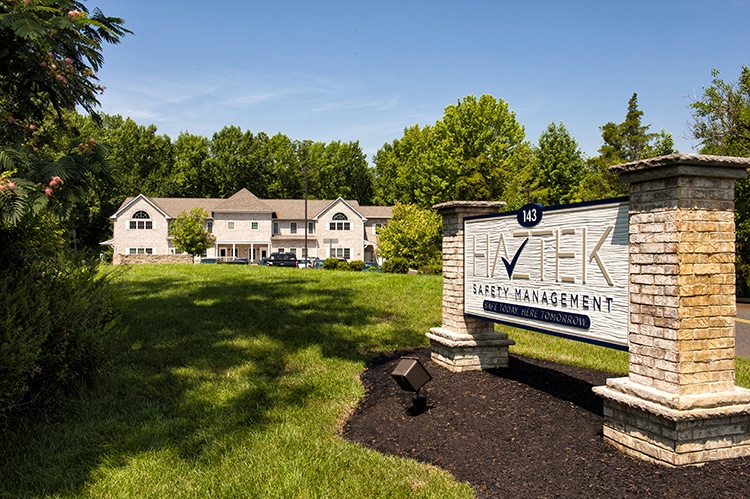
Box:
0;266;438;496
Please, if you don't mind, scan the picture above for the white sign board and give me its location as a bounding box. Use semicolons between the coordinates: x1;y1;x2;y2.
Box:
464;198;630;349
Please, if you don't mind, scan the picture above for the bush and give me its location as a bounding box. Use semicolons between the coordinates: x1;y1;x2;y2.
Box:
382;257;410;274
0;255;119;427
347;260;365;272
420;261;443;275
322;258;343;270
739;264;750;298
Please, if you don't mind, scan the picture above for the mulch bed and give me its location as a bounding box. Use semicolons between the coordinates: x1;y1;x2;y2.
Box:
342;347;750;498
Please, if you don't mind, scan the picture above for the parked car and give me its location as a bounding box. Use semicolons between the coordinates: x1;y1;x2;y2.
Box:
312;259;324;269
199;258;218;264
265;252;299;267
363;261;382;272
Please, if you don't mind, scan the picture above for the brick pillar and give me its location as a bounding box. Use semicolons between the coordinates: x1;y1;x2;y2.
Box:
426;201;515;372
594;153;750;466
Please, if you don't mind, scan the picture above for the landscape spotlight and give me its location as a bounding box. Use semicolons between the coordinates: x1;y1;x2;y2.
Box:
391;357;432;413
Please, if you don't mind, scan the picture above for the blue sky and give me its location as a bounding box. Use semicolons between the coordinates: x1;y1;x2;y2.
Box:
92;0;749;163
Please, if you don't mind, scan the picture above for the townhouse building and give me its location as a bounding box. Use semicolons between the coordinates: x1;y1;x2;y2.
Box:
108;188;392;263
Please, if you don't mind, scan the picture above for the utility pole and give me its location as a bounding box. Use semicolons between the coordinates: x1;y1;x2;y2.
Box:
303;164;308;266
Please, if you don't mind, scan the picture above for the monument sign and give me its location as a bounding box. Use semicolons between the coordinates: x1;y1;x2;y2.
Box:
463;198;630;349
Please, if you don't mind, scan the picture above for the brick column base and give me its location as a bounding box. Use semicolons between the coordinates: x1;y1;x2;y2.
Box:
594;154;750;466
427;327;514;372
429;201;514;372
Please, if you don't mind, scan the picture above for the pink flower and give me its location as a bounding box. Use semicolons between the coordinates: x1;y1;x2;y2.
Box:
88;137;97;144
50;176;62;188
29;124;38;131
45;187;53;197
7;182;16;190
56;74;67;83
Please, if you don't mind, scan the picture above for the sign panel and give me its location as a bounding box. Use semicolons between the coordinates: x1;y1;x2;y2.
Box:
464;198;630;349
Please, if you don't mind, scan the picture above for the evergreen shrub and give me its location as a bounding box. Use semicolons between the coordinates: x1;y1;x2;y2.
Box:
0;255;118;427
382;257;409;274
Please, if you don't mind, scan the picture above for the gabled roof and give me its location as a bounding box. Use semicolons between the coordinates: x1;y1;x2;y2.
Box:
112;190;392;221
112;195;225;219
111;194;172;219
357;205;393;218
263;199;333;220
213;188;274;213
313;197;366;221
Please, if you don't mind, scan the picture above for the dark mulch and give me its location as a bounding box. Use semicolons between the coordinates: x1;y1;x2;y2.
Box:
342;347;750;498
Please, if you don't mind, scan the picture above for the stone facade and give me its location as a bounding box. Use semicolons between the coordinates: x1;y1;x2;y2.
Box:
594;154;750;466
114;253;193;265
427;201;515;372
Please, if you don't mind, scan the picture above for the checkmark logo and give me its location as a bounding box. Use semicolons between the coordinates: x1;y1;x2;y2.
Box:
501;238;529;279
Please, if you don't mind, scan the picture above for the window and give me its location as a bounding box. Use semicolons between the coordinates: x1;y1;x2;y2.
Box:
129;211;153;230
331;247;351;260
329;213;351;231
273;222;279;235
251;221;259;230
128;248;153;255
307;222;314;234
329;221;351;230
206;221;213;233
290;222;297;234
228;221;235;230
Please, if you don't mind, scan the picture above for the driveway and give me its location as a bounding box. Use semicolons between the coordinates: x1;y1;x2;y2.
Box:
736;302;750;358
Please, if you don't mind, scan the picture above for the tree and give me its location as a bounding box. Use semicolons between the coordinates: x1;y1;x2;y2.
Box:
574;93;675;202
527;122;586;206
377;202;442;271
691;66;750;157
373;95;531;209
690;66;750;293
372;124;429;206
170;208;215;258
172;132;213;198
0;1;130;140
0;0;127;422
0;0;129;225
598;93;654;165
205;126;270;198
427;94;531;206
96;114;175;198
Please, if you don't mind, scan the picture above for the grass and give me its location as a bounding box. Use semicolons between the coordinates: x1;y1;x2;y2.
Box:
1;264;749;497
1;265;470;498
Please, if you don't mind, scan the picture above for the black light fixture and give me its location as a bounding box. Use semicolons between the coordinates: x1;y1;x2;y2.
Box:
391;357;432;414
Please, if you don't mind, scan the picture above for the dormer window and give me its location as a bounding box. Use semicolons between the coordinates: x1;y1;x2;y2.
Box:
129;210;153;230
329;212;351;231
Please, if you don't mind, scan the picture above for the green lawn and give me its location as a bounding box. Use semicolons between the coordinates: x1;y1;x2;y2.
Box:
1;264;749;497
